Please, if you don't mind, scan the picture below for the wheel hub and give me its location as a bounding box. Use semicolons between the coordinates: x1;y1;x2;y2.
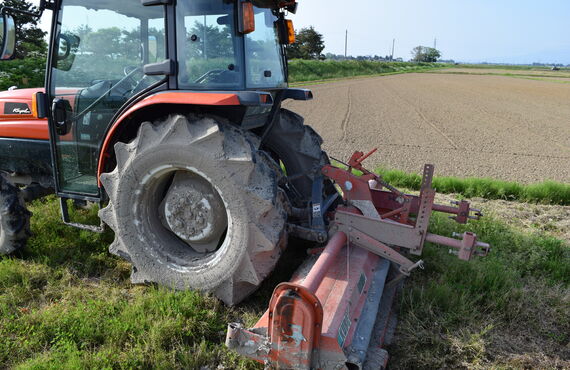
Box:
160;171;227;253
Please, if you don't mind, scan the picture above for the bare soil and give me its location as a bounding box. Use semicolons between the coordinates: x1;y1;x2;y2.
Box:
284;73;570;183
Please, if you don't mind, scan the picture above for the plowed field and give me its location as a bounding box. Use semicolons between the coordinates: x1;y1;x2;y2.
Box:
284;73;570;183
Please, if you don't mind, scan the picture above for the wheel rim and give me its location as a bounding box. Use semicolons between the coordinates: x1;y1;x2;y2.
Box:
159;171;227;253
136;164;231;264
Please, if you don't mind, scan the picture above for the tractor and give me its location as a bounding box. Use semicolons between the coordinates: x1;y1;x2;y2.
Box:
0;1;490;367
0;0;327;305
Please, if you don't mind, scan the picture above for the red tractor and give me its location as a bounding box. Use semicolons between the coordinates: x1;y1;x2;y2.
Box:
0;2;489;367
0;0;326;305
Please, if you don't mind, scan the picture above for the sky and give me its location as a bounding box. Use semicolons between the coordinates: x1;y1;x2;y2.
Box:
31;0;570;64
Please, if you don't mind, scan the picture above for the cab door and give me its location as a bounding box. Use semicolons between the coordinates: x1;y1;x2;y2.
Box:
47;0;166;197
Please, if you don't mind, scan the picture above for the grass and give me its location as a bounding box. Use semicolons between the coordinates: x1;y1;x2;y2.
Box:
428;63;570;83
375;167;570;206
390;212;569;368
288;60;447;84
0;193;568;368
0;197;261;369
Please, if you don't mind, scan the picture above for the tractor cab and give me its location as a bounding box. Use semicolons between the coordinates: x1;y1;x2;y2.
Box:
1;0;296;198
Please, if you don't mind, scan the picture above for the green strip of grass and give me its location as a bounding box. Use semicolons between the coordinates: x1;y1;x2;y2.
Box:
288;60;448;84
0;197;260;369
429;70;570;83
375;168;570;206
451;63;570;72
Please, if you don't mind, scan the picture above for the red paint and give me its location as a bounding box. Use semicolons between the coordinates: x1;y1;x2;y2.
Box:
97;91;242;184
0;88;47;140
302;231;347;293
0;120;49;140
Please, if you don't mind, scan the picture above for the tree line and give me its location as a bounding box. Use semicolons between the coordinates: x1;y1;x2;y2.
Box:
0;0;448;90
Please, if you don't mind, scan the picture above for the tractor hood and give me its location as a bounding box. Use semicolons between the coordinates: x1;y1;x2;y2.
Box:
0;88;44;120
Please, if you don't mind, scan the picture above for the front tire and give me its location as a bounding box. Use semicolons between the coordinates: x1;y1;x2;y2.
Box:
0;176;31;255
99;115;287;305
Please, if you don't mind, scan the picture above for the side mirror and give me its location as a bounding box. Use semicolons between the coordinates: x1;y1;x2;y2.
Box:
55;33;80;71
0;13;17;60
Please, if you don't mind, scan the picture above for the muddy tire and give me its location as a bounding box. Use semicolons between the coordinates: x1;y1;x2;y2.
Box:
263;109;331;207
99;115;287;305
0;176;31;255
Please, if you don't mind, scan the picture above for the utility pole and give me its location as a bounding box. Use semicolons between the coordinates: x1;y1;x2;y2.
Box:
434;38;437;50
391;38;395;61
344;30;348;58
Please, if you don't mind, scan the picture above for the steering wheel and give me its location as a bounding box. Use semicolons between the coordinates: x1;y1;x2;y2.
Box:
194;69;226;84
123;66;143;86
72;67;146;123
124;65;156;95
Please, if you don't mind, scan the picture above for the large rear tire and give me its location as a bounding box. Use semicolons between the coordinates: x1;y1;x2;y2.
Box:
0;176;31;255
99;115;287;305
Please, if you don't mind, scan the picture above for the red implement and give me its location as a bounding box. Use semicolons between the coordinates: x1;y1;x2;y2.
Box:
226;151;490;369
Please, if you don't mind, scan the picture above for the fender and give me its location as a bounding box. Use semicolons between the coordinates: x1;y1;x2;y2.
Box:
96;90;271;185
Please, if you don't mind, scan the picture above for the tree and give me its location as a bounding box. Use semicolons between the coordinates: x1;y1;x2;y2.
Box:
2;0;47;58
287;26;325;60
188;22;233;59
411;46;441;63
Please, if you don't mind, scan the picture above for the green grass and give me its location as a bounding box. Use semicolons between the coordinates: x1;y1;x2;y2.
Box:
0;194;568;368
288;60;447;84
0;197;262;369
375;168;570;206
390;212;569;368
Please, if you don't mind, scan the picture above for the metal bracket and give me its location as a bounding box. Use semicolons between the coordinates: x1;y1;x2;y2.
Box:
288;223;327;243
341;226;423;275
310;175;326;231
59;198;105;233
